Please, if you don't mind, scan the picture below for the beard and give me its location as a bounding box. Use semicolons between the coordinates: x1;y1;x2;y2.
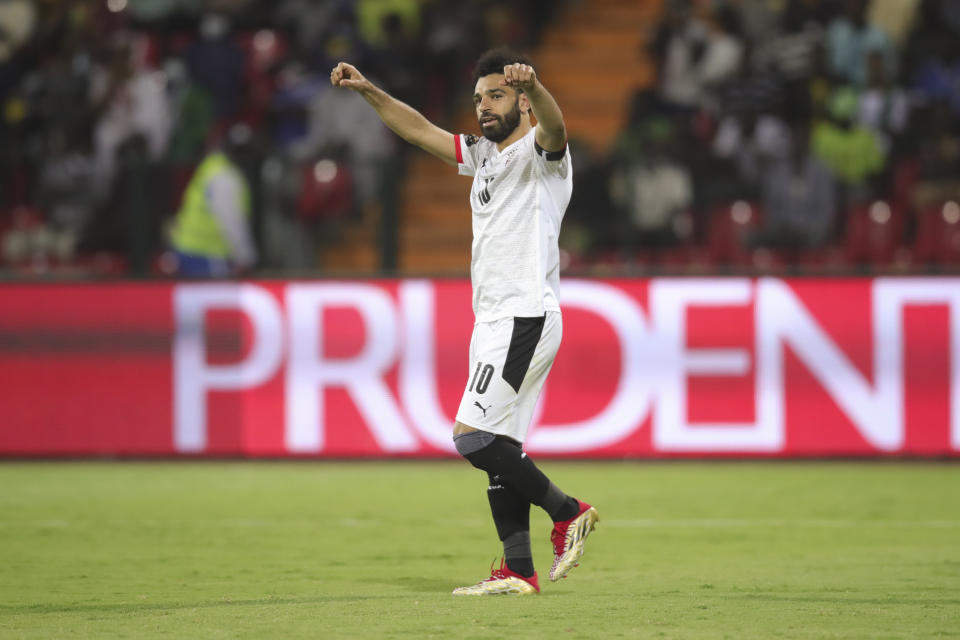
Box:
479;98;522;143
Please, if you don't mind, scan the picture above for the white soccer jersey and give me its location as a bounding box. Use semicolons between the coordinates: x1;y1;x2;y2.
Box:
455;128;573;322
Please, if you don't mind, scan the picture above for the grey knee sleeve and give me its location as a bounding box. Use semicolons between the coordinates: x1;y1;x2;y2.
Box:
503;531;531;560
453;430;497;456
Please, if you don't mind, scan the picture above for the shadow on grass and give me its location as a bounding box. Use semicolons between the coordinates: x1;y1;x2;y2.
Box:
0;595;395;616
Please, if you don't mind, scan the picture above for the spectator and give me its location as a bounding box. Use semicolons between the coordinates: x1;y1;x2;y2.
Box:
561;138;615;260
32;44;95;138
910;99;960;211
812;86;885;200
736;0;782;49
0;0;36;62
275;0;340;53
292;77;394;207
610;117;694;249
712;107;791;193
267;58;328;152
698;6;746;96
941;0;960;33
698;50;786;208
168;125;258;277
35;127;97;261
420;1;485;120
868;0;922;48
755;121;838;249
827;0;896;87
902;0;959;77
184;13;245;119
714;42;783;121
304;5;370;73
649;2;709;112
799;39;836;121
910;36;960;119
857;50;909;155
89;33;172;194
650;3;744;113
164;58;215;167
367;12;422;109
356;0;420;48
756;0;826;84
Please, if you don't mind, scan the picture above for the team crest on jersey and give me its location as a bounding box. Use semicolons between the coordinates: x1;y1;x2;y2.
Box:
464;134;479;147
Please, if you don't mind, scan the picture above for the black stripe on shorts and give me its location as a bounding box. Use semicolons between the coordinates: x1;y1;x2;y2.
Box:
501;315;546;393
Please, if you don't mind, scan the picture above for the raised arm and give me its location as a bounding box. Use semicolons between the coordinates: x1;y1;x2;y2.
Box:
330;62;456;166
501;63;566;152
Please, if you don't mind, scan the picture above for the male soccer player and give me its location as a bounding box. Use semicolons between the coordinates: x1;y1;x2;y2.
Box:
330;49;598;596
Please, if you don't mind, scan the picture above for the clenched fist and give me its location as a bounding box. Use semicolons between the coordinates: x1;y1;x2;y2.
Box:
330;62;371;92
500;63;538;91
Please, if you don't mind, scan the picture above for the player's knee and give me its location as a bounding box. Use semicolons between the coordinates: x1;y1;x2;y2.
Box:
453;429;497;469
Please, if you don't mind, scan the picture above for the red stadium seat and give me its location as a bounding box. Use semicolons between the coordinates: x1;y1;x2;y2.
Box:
844;200;905;267
796;245;849;273
749;246;789;273
890;157;918;213
655;245;693;268
296;159;353;222
913;201;960;267
654;245;716;273
706;200;761;267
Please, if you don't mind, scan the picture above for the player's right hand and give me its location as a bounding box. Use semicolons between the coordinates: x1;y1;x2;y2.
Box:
330;62;368;91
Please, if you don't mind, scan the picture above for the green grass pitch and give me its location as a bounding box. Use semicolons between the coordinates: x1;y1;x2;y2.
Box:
1;461;958;638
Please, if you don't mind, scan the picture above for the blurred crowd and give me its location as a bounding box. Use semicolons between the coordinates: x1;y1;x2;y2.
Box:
0;0;958;277
0;0;558;276
566;0;960;272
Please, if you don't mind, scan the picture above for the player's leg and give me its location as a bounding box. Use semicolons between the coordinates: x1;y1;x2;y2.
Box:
455;428;579;521
453;430;552;575
452;430;540;595
487;472;533;577
490;311;599;581
452;313;597;591
454;427;597;581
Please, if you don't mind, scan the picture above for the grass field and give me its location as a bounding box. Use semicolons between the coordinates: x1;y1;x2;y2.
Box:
0;461;958;639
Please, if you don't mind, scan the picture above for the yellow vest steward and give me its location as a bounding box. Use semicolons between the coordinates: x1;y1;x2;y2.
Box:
171;152;251;258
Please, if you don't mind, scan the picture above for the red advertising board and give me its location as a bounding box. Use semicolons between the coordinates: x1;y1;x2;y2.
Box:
1;278;958;458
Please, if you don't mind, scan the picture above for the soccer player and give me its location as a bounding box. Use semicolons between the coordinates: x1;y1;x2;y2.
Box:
330;49;598;596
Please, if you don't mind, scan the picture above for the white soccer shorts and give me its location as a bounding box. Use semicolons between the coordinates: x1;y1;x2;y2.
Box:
455;311;562;443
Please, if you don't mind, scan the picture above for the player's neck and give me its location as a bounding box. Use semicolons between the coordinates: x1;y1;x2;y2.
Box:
495;120;532;152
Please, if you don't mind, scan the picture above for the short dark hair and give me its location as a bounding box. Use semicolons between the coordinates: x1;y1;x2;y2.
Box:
472;48;533;85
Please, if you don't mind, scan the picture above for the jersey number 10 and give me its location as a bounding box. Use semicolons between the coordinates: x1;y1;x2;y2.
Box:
469;362;495;394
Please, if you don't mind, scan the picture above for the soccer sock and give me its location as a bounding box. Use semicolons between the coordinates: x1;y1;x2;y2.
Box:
502;531;534;578
486;473;534;578
456;431;579;523
542;482;580;523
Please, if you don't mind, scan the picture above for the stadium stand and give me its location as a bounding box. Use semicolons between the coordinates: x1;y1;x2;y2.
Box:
0;0;958;278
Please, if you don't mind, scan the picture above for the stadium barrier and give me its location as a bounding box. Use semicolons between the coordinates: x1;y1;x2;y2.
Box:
1;278;958;458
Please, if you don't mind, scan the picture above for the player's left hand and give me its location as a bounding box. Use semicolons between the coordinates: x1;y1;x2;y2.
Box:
501;63;537;91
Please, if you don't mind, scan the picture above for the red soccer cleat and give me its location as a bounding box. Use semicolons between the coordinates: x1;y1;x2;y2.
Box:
452;558;540;596
549;500;599;581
